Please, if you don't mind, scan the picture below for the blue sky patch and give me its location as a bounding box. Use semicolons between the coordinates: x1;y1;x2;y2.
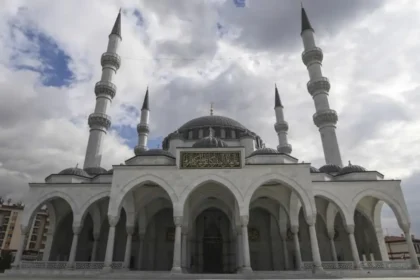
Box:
8;23;73;87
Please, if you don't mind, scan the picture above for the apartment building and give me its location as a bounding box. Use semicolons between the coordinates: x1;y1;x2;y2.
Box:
0;204;49;259
385;234;420;262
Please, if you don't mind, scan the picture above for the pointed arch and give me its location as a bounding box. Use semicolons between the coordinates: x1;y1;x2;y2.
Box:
350;189;409;228
77;190;110;225
177;174;241;216
313;189;352;226
21;190;77;228
109;174;178;217
243;173;315;219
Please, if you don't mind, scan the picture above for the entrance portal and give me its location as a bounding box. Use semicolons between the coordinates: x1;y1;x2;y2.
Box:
193;208;234;273
203;223;223;273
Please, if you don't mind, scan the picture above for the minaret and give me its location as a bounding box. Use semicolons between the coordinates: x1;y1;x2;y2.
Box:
300;6;343;167
274;85;292;154
134;88;150;155
83;10;122;169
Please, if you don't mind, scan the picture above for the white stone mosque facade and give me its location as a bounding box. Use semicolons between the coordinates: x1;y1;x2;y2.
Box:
7;7;420;278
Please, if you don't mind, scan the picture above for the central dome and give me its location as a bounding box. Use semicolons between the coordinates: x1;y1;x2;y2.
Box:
178;115;247;131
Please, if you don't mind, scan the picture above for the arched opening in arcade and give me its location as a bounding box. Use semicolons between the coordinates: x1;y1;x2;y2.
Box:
313;196;353;263
247;178;315;271
19;196;74;263
119;180;176;271
183;180;239;274
352;194;411;263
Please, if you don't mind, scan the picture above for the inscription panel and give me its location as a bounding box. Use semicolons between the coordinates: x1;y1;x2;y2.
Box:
180;151;241;169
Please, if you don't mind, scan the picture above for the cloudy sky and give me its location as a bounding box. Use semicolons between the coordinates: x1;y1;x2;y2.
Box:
1;0;420;235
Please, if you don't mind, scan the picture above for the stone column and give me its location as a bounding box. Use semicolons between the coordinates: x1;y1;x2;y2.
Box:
42;230;55;261
290;226;302;270
91;232;100;262
328;231;338;266
240;216;252;273
171;216;183;273
137;233;145;270
307;220;323;272
12;225;29;268
104;216;119;270
67;225;81;269
181;230;188;272
401;224;420;269
346;225;361;269
123;226;134;269
280;231;289;270
374;227;389;261
236;230;243;271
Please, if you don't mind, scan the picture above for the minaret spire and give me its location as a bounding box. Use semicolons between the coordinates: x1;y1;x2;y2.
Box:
274;84;282;108
83;10;122;170
274;84;292;154
134;87;151;155
110;9;122;39
301;4;314;34
301;7;343;167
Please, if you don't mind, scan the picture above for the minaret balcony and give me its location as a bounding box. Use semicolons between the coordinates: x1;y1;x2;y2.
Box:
307;77;330;96
101;52;121;70
277;144;292;154
88;113;112;130
302;47;323;66
274;121;289;133
137;123;150;134
313;109;338;127
95;81;117;99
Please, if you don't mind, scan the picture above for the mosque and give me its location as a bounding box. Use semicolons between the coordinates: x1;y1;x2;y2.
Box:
8;5;420;278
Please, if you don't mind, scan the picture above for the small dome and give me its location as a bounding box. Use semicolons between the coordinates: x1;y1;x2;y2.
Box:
192;136;228;148
249;147;279;157
58;167;89;177
84;167;107;176
319;164;342;174
310;166;320;173
137;149;175;158
338;162;366;175
106;169;114;174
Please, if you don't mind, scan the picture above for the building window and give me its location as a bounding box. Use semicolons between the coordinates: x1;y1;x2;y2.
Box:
31;235;37;241
29;243;35;249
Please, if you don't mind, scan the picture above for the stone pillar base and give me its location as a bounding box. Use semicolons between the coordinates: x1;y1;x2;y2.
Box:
102;266;112;272
241;266;253;273
312;265;324;274
171;266;182;273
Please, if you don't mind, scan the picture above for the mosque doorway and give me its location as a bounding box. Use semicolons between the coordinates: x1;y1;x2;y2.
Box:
203;222;223;273
193;208;233;273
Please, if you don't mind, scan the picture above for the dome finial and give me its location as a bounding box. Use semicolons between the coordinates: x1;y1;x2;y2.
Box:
210;102;214;116
348;160;352;166
75;163;79;168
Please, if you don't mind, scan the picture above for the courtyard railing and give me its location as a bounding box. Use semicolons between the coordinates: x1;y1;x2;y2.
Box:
303;260;412;271
18;261;124;270
360;260;411;270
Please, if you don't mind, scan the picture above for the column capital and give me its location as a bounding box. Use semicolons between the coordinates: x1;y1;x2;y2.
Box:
290;225;299;234
399;223;411;234
345;224;355;234
327;230;335;240
240;215;249;226
108;215;119;227
126;225;135;235
72;225;82;235
173;216;183;226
